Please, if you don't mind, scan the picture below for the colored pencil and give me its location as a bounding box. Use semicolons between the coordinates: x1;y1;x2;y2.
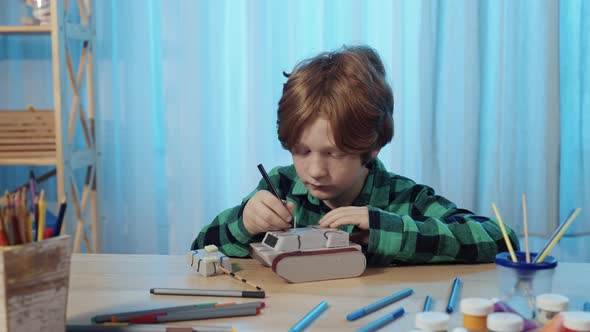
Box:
289;300;328;332
446;278;461;314
357;307;405;332
150;288;265;298
92;302;218;323
534;208;582;263
54;196;67;237
347;288;412;321
66;324;236;332
37;190;46;241
134;306;260;323
423;295;432;312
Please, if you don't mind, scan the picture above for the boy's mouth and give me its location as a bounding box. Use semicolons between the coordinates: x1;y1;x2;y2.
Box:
307;183;331;191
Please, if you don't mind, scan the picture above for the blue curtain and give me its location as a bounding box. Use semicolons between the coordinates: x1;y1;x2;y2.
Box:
2;0;589;261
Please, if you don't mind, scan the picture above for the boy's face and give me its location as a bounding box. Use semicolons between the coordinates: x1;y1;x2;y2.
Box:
291;116;375;209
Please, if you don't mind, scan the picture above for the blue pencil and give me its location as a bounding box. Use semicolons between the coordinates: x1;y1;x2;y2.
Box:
532;209;576;263
423;295;432;312
289;300;328;332
584;301;590;312
357;307;405;332
446;278;461;313
53;197;67;237
346;288;413;321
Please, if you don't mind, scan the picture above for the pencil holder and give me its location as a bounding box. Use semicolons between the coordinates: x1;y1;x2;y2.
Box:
0;236;72;332
495;251;557;320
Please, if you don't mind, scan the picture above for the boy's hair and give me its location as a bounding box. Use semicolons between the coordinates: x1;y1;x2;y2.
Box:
277;45;394;164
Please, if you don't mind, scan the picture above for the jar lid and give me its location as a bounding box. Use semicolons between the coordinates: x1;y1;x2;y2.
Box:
487;312;524;331
563;311;590;331
495;251;557;270
415;311;450;331
536;293;569;312
460;298;495;316
451;328;468;332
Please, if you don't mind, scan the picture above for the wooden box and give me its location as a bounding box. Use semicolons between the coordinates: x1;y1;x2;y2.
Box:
0;236;71;332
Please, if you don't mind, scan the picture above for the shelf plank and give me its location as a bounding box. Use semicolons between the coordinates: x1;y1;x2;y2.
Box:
0;155;57;166
0;25;52;34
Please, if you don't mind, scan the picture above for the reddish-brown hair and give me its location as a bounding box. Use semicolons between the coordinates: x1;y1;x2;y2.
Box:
277;45;394;163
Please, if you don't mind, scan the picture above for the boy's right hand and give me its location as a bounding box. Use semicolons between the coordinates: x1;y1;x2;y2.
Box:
242;190;295;236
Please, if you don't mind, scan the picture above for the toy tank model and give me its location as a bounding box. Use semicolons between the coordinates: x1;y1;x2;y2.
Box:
249;226;366;283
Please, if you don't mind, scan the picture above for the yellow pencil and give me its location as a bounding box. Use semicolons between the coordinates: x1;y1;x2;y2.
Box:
535;208;582;263
522;193;530;263
492;202;517;262
37;190;46;241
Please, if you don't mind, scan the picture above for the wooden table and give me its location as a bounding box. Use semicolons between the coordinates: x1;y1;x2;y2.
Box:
66;254;590;331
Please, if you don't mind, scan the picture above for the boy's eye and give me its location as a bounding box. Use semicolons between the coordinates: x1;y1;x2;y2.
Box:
293;148;310;155
329;152;346;158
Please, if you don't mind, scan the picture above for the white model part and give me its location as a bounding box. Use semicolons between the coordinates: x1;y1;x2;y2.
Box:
186;248;232;277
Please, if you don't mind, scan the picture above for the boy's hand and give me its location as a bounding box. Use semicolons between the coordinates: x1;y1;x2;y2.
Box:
535;314;565;332
318;206;370;230
243;190;295;236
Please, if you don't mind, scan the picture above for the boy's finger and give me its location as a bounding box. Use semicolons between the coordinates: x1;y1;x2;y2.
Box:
284;201;296;214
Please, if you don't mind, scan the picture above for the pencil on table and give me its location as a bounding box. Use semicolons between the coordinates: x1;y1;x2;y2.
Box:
522;193;530;263
491;202;517;262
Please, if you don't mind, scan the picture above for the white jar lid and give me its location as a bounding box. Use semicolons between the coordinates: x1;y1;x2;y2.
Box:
460;297;495;316
487;312;524;332
563;311;590;331
415;311;450;331
451;328;468;332
536;293;569;312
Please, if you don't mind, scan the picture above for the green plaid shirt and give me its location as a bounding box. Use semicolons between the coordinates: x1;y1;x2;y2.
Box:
192;158;519;265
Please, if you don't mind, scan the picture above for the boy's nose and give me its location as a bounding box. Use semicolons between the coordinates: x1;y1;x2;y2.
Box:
307;156;328;180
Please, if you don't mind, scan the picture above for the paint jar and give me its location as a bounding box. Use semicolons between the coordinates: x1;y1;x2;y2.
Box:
493;300;539;331
562;311;590;332
495;251;557;319
460;298;495;332
487;312;524;332
536;293;569;324
415;311;450;331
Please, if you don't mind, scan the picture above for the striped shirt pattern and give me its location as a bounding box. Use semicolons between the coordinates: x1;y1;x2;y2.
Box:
192;159;519;265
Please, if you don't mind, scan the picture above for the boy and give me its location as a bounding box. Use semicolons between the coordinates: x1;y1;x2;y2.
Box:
192;45;519;265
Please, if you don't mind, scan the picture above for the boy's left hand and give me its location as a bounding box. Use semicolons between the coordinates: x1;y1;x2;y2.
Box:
318;206;370;230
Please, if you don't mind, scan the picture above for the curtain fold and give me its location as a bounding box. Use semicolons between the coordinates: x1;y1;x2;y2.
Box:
1;0;588;260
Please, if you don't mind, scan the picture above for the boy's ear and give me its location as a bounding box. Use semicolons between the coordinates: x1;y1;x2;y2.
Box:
370;148;381;160
364;148;381;166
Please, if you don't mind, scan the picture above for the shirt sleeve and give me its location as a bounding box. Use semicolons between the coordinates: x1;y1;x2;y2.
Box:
190;200;258;257
364;182;520;266
190;166;291;257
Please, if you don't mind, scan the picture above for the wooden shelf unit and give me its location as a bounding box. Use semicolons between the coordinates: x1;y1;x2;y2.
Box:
0;1;99;253
0;25;52;33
